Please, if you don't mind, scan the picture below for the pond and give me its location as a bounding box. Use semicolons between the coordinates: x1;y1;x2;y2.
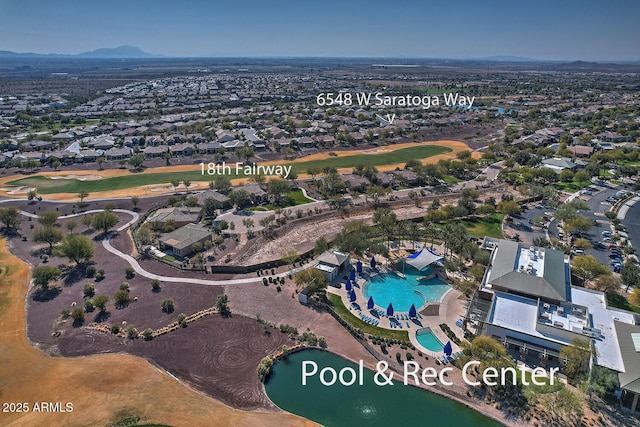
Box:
265;349;502;427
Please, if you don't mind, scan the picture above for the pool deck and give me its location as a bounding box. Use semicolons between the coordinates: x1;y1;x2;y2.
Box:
327;262;468;356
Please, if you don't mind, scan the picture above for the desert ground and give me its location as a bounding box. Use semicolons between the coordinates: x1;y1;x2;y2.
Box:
0;239;316;427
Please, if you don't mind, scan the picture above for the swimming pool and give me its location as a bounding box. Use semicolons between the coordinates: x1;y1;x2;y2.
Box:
415;327;444;352
362;265;450;312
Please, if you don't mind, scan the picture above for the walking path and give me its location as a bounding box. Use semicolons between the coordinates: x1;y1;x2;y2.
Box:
14;205;311;285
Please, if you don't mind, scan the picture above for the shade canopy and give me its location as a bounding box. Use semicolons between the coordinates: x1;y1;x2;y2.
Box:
443;341;452;356
356;261;363;273
406;247;442;271
386;303;394;317
367;296;374;309
349;290;357;302
345;280;352;291
370;256;377;268
409;304;417;318
349;269;356;281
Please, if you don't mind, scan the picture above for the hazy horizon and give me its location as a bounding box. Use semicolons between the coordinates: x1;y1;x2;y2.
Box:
1;0;639;61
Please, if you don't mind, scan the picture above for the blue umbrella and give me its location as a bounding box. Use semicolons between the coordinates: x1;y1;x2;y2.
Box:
349;290;357;302
345;280;352;291
349;269;356;281
356;261;363;274
367;296;374;310
409;304;417;318
386;303;394;317
370;256;377;268
443;341;452;356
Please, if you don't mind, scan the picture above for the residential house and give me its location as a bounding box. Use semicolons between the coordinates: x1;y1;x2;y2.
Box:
159;223;211;257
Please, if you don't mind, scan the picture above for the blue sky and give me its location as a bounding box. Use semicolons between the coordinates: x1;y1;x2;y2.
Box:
1;0;639;60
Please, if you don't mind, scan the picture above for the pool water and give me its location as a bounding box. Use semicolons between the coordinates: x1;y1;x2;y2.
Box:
416;327;444;352
362;265;450;312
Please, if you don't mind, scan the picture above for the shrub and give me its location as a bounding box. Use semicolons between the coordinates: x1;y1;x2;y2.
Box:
257;357;273;381
86;265;97;278
406;352;414;361
161;298;175;313
125;267;135;279
151;279;161;292
110;324;120;334
114;289;130;307
318;336;327;348
396;352;402;362
83;282;95;298
142;328;154;340
84;299;94;312
177;313;187;327
119;282;130;291
60;308;71;319
95;269;105;281
71;307;85;325
125;324;139;339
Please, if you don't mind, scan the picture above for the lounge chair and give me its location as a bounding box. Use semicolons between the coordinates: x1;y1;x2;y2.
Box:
406;322;410;328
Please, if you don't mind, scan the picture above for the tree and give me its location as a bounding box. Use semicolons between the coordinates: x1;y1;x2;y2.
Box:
564;215;593;234
71;307;85;325
0;206;22;231
142;328;154;340
594;274;621;293
586;365;618;399
572;238;592;250
128;154;145;170
282;249;299;266
202;197;221;220
621;260;640;292
81;214;93;231
78;190;89;204
92;294;109;312
314;237;329;255
114;289;130;307
229;190;251;209
161;298;174;313
365;185;390;206
66;219;77;234
560;337;596;382
294;268;328;296
96;157;105;170
571;255;610;285
496;200;521;216
130;195;140;209
321;171;346;196
34;226;63;251
32;265;61;291
57;234;94;265
211;175;232;194
125;325;139;339
38;211;59;227
237;146;255;163
83;282;95;297
216;293;229;315
267;178;290;205
91;210;119;235
629;288;640;307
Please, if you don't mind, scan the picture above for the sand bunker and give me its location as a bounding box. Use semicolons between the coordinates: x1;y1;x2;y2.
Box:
50;174;103;181
0;186;36;195
150;183;201;192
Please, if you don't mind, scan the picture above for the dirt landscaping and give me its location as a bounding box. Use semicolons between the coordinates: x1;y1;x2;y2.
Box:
0;239;315;427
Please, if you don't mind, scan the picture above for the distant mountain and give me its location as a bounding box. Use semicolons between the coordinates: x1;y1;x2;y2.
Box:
0;46;159;59
77;45;158;58
481;55;541;62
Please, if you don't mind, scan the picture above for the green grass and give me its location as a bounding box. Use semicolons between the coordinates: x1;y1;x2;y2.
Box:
328;293;409;341
606;292;640;314
554;181;590;192
162;254;176;262
442;175;462;185
455;213;504;238
9;145;451;195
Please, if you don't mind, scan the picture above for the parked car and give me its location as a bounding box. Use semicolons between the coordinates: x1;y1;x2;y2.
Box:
573;249;585;255
602;237;613;243
602;231;612;237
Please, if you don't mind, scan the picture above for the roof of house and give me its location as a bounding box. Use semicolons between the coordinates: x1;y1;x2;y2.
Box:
148;207;200;224
614;320;640;393
159;223;210;250
195;189;230;204
485;239;569;302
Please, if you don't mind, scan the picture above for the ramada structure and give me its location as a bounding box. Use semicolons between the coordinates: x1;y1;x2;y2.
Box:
468;238;640;413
